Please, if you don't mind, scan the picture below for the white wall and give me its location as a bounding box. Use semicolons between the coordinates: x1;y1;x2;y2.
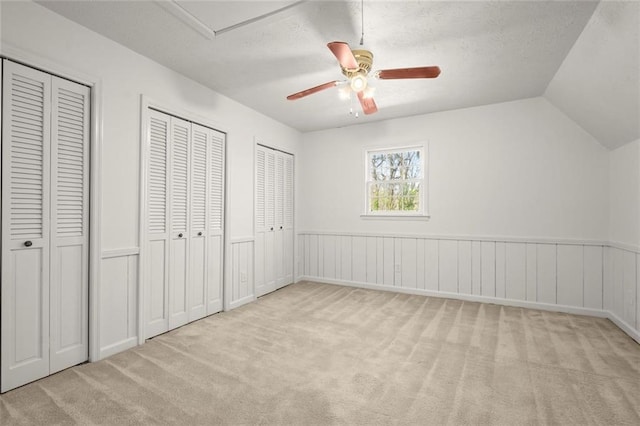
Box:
297;97;640;342
1;1;636;358
1;1;300;244
1;1;300;357
544;1;640;150
609;139;640;248
605;139;639;341
299;97;609;241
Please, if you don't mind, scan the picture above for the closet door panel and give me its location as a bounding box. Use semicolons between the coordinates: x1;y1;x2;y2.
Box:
263;149;276;294
145;110;171;338
189;239;206;320
207;131;224;313
274;153;285;287
49;76;89;373
168;117;190;329
1;61;52;392
188;125;208;321
51;245;83;357
207;235;223;313
283;153;294;285
170;238;188;328
255;146;293;296
255;146;267;296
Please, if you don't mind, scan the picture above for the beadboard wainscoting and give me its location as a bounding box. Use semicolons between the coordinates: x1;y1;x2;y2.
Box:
229;238;255;309
297;232;640;343
100;249;139;359
605;244;640;342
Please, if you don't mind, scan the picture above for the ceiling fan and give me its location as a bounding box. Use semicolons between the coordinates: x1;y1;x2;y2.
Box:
286;41;441;115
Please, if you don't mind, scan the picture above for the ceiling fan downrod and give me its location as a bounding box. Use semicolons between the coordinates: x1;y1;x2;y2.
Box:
359;0;365;46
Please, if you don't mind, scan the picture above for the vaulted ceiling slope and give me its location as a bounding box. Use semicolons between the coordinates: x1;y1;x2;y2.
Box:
545;1;640;150
36;1;604;133
33;1;638;148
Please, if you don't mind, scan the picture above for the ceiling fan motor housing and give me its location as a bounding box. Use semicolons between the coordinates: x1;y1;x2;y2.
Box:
286;40;440;117
341;49;374;78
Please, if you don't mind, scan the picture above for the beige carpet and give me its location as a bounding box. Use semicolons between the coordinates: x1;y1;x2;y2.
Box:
1;281;639;425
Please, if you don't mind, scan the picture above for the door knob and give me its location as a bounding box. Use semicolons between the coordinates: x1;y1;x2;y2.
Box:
198;232;203;236
280;226;283;230
270;227;274;231
24;241;32;247
178;233;183;238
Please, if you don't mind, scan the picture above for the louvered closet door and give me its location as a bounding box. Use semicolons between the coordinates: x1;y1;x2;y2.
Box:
1;61;52;392
145;109;171;338
188;124;208;321
255;145;292;297
255;146;267;296
207;130;224;314
49;75;90;373
264;149;276;293
169;117;190;329
145;112;225;336
274;153;285;287
255;146;277;297
282;153;294;286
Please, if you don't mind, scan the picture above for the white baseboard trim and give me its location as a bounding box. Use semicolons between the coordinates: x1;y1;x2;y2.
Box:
606;311;640;344
298;275;609;316
298;276;640;343
99;337;138;360
276;281;293;291
227;294;255;310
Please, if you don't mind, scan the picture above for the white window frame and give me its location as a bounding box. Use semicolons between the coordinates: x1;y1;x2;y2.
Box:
361;144;429;219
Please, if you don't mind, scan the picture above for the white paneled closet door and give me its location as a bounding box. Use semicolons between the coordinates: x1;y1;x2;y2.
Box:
144;110;225;338
265;149;276;293
188;124;208;321
49;73;90;374
255;146;276;297
255;145;293;297
281;153;294;287
1;61;52;392
1;60;89;392
145;109;171;338
169;117;190;329
274;154;285;287
207;130;224;314
255;147;267;296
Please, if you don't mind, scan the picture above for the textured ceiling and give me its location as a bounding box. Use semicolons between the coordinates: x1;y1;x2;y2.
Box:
545;1;640;150
37;0;600;133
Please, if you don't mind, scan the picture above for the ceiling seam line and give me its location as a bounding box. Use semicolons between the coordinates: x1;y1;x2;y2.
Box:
215;1;308;36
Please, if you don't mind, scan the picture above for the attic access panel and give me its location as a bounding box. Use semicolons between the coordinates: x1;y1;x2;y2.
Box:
177;1;300;33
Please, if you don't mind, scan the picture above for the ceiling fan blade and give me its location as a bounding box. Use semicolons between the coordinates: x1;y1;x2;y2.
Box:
327;41;359;70
286;81;339;100
357;91;378;115
376;66;441;79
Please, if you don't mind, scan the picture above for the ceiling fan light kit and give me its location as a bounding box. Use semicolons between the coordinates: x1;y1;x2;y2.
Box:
286;41;441;117
350;74;367;92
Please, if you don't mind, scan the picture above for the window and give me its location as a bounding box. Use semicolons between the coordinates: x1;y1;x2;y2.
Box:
364;145;427;217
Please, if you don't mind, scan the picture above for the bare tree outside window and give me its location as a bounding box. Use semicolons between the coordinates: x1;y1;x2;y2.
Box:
366;146;425;215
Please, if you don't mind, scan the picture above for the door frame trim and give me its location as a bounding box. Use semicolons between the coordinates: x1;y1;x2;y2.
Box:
0;44;104;362
138;95;229;344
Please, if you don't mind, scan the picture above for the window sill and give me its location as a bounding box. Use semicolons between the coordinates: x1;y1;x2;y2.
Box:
360;214;431;221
